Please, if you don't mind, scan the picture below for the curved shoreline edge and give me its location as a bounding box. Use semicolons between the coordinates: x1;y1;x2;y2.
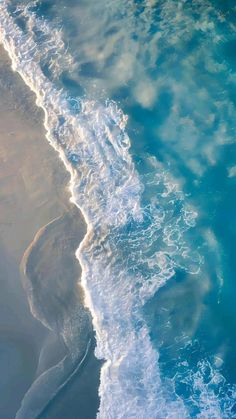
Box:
0;8;102;418
18;205;101;417
0;4;95;328
20;214;63;331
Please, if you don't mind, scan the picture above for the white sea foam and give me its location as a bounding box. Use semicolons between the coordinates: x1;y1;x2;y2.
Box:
174;354;236;419
0;1;231;418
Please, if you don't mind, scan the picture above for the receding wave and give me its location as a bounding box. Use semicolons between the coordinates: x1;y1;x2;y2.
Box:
0;1;234;417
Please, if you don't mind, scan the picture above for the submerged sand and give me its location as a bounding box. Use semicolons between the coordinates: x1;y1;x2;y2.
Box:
0;47;101;418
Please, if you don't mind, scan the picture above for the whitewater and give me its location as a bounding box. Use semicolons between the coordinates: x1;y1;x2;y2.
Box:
0;1;234;418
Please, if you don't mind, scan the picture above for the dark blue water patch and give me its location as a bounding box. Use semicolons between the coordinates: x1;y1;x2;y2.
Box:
156;46;177;68
5;1;20;16
79;62;102;79
14;16;27;32
143;269;203;350
211;0;236;18
228;83;236;108
60;73;85;98
221;40;236;72
104;25;120;38
231;403;236;416
68;153;80;165
132;1;146;18
28;0;55;16
41;63;52;80
58;115;65;126
110;85;130;103
185;35;201;55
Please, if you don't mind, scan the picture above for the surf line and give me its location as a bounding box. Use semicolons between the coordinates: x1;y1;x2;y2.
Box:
0;0;99;332
0;6;105;412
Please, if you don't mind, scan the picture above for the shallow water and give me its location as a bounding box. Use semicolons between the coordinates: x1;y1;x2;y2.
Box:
1;0;236;417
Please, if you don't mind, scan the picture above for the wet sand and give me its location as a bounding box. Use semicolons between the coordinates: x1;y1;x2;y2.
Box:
0;47;101;418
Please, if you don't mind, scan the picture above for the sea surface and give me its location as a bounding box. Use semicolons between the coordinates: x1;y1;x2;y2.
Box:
1;0;236;418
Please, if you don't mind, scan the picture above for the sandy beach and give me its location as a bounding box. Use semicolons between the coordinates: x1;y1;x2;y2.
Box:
0;47;101;419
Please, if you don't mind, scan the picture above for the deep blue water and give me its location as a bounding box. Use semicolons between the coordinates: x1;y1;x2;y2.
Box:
1;0;236;417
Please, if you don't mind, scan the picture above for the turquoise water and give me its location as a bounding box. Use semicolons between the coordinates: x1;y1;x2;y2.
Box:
1;0;236;417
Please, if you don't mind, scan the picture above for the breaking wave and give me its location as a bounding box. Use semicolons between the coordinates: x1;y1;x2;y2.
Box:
0;1;234;417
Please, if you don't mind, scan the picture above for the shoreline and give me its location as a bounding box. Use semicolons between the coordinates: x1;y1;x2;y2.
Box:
0;45;101;418
0;2;98;347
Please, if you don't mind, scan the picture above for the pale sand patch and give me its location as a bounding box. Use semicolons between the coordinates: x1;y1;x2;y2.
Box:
0;64;70;260
0;47;101;419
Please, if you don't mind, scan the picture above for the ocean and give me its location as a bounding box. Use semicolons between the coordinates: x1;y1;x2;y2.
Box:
0;0;236;417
